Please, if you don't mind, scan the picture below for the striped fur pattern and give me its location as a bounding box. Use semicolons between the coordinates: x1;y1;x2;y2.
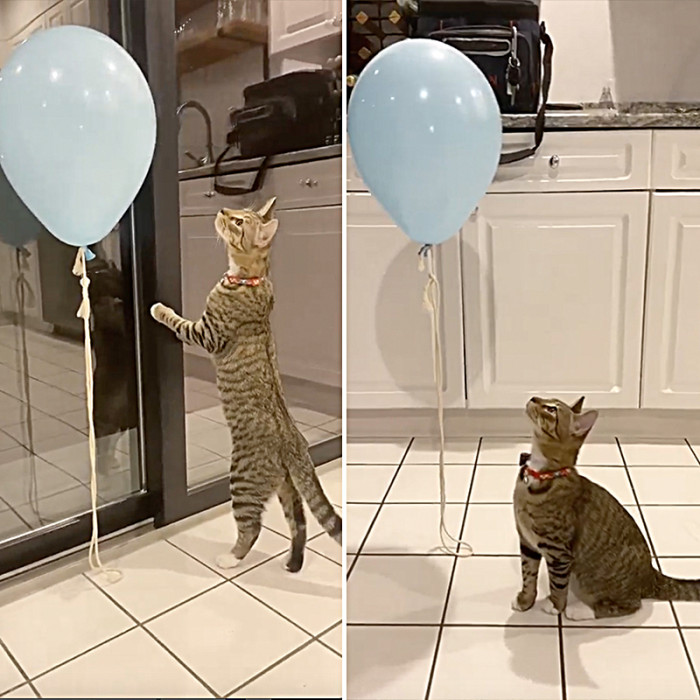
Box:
151;197;341;572
513;395;700;620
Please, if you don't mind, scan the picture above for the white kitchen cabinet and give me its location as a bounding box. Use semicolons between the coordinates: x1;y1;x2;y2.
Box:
178;158;342;387
67;0;92;25
346;193;465;409
45;1;66;27
641;194;700;408
461;191;649;409
652;131;700;190
269;0;341;55
492;130;652;194
271;205;341;387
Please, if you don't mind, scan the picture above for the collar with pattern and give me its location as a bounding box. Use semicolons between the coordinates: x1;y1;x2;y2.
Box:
221;272;265;287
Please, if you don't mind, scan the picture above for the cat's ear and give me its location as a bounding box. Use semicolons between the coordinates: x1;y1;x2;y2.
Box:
257;197;277;222
572;409;598;438
570;396;585;413
254;219;279;248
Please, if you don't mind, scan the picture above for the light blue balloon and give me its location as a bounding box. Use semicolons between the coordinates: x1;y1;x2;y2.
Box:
348;39;502;245
0;25;156;248
0;164;42;249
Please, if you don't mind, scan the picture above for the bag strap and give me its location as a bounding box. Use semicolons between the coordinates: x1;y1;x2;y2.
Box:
213;141;271;196
499;21;553;165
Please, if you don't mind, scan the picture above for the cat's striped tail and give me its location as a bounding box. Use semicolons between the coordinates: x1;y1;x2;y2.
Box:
652;570;700;601
289;456;342;544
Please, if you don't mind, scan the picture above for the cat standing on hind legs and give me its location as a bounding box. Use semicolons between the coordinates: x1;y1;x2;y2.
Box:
512;395;700;621
150;197;341;573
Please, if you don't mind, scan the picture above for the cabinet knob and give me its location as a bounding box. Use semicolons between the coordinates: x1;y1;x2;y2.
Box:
549;155;560;169
332;13;342;27
300;178;318;188
204;190;216;198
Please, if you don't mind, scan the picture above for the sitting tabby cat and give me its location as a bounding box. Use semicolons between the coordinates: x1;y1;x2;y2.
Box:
513;395;700;620
151;197;341;572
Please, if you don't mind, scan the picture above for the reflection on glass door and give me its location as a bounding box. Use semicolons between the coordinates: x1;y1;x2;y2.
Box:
172;0;342;489
0;0;144;547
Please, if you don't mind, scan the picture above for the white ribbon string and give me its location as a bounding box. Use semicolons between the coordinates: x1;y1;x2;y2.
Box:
420;245;473;557
72;248;122;583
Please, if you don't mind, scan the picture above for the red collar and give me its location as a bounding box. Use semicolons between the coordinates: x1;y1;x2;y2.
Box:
522;465;572;485
221;273;264;288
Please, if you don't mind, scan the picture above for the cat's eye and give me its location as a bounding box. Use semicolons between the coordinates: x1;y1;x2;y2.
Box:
544;405;557;414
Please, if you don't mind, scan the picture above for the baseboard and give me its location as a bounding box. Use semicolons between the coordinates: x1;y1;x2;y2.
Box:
348;408;700;440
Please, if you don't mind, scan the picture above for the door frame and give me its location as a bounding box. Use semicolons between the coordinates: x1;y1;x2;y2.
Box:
134;0;341;526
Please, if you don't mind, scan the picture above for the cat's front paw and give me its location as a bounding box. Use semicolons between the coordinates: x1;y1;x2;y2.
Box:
215;553;243;570
564;601;596;621
511;591;536;612
540;597;560;616
150;303;168;322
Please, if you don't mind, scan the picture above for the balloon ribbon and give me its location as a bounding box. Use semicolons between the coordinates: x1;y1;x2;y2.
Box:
419;245;474;557
72;247;122;583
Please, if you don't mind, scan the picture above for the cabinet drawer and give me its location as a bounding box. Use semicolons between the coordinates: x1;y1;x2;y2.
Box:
180;157;341;216
263;157;341;210
490;131;652;193
348;131;652;196
179;177;217;216
652;131;700;190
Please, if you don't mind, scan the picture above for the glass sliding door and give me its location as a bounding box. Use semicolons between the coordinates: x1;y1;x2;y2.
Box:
0;0;153;576
142;0;341;523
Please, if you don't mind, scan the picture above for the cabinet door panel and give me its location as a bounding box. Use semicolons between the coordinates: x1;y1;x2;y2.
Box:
652;131;700;190
180;216;226;360
347;193;465;409
270;206;341;387
269;0;338;54
642;194;700;408
462;192;648;409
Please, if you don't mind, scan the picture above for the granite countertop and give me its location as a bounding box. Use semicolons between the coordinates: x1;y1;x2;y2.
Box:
503;102;700;130
178;143;341;181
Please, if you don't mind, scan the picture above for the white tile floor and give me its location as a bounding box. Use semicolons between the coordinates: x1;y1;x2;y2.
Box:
347;436;700;700
0;458;342;699
0;325;341;541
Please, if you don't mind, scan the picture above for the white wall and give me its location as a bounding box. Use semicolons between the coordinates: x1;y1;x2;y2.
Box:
542;0;700;104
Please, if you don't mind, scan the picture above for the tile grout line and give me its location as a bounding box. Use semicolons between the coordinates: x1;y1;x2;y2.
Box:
685;439;700;466
223;619;343;697
160;539;334;641
230;576;330;641
79;572;222;698
616;437;700;697
0;637;42;698
423;437;482;700
313;620;342;658
27;546;333;700
222;636;319;698
347;438;415;579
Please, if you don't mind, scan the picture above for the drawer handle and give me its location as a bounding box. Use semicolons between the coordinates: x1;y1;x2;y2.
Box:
300;178;319;188
549;155;560;169
204;190;216;198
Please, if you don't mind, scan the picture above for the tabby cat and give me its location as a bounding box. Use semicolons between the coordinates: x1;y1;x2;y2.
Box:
151;197;341;572
513;395;700;620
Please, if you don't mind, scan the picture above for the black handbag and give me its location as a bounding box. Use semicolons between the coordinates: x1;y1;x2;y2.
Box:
213;70;340;196
414;0;553;164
